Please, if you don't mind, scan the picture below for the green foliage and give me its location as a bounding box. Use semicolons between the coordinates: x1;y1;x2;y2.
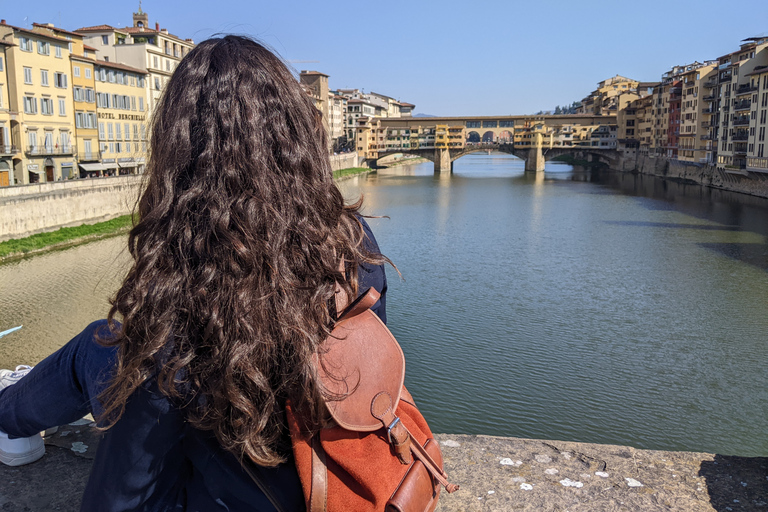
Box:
0;215;134;259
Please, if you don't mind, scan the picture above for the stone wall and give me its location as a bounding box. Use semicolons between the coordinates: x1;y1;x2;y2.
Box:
330;153;360;171
616;152;768;199
0;176;143;242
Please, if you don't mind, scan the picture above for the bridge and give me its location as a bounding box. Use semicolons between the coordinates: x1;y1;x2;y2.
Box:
354;114;619;172
376;141;621;173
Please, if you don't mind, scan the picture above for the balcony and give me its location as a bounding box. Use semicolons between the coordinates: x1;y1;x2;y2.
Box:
733;144;748;155
735;84;758;96
79;151;102;162
678;132;696;137
26;145;74;156
702;108;715;114
0;145;18;155
733;100;751;111
702;94;718;102
732;117;750;126
700;134;715;141
732;133;749;141
703;79;719;88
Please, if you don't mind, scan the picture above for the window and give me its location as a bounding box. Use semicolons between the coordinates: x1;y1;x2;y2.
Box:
85;68;92;79
99;68;107;82
43;132;53;151
73;87;85;102
58;98;66;116
20;37;32;52
153;56;159;68
54;72;67;88
133;124;139;140
73;66;80;77
107;123;114;140
84;140;92;157
23;67;33;84
37;40;50;55
99;123;106;139
138;77;145;88
109;142;115;153
23;96;38;114
131;96;136;110
102;35;109;45
116;123;122;140
140;124;146;140
124;123;130;140
166;60;171;71
28;131;37;150
139;97;144;111
0;57;3;72
97;93;109;108
155;77;161;90
108;70;115;83
116;72;124;85
75;112;97;129
55;45;62;58
85;88;95;103
41;98;54;115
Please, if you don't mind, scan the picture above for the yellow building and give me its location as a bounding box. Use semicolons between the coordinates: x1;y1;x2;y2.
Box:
745;64;768;173
0;21;77;183
578;75;641;115
32;23;101;174
0;40;13;186
93;60;148;176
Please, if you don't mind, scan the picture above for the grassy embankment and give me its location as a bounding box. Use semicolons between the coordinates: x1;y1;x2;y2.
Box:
0;167;374;262
0;215;134;262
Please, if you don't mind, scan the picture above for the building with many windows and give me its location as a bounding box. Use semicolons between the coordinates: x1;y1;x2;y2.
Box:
0;39;13;186
76;9;193;112
745;65;768;173
0;21;76;184
93;60;148;176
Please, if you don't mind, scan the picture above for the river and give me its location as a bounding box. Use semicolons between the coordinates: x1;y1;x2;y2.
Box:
1;153;767;457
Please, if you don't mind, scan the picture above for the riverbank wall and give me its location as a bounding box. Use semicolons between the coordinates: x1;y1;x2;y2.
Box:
0;154;364;242
2;422;765;511
614;152;768;200
0;176;143;243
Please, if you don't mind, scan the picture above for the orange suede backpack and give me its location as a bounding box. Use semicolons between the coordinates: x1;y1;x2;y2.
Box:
281;284;459;512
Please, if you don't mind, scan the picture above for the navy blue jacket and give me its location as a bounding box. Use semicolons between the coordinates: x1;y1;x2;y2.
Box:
81;219;387;511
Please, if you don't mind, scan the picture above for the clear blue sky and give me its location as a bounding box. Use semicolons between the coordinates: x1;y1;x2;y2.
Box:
3;0;768;116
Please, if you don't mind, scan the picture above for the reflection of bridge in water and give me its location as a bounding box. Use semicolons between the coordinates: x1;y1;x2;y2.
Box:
355;114;619;172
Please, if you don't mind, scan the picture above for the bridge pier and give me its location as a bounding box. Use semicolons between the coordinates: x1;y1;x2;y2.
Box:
434;148;452;173
525;144;545;173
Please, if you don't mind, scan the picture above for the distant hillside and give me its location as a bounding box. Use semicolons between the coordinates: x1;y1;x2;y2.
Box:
413;113;437;118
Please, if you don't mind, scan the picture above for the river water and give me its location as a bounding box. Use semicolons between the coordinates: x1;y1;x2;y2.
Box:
1;153;767;457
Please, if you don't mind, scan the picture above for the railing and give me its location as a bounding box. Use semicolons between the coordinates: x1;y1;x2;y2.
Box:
26;145;74;155
703;79;718;88
735;84;758;96
80;151;102;161
732;133;749;141
702;108;715;114
700;134;715;140
733;117;750;126
733;101;751;111
0;145;18;155
702;95;717;102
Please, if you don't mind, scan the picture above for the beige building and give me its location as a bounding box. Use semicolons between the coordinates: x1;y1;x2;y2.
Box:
677;63;717;163
579;75;641;115
93;60;148;176
745;64;768;173
0;39;13;186
76;9;193;112
715;38;768;170
31;23;101;174
0;21;77;184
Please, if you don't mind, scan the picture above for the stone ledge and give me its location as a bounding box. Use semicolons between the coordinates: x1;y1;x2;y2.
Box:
1;425;766;511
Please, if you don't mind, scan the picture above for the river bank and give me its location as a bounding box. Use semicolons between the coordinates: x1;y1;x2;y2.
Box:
1;421;765;511
0;166;376;264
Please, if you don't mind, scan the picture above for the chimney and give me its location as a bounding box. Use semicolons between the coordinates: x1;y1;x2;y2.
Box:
161;28;168;34
155;22;159;31
1;20;5;25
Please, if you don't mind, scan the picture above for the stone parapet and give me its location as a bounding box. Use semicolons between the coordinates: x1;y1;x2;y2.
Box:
1;423;766;511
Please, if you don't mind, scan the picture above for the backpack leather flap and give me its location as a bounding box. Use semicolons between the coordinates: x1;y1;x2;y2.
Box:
316;292;405;432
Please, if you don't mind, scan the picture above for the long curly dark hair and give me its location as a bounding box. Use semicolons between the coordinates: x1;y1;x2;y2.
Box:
99;35;383;466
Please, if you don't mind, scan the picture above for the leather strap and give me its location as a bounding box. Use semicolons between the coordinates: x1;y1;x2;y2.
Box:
241;463;290;512
371;392;412;464
309;434;328;512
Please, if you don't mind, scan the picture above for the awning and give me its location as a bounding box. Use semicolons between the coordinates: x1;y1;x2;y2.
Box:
117;159;136;168
79;162;107;172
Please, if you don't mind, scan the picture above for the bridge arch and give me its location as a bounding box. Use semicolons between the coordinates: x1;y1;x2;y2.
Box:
482;131;495;143
498;130;513;143
466;131;480;143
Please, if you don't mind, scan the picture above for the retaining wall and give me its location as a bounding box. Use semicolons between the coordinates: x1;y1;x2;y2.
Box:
330;153;360;171
0;176;144;242
616;152;768;199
